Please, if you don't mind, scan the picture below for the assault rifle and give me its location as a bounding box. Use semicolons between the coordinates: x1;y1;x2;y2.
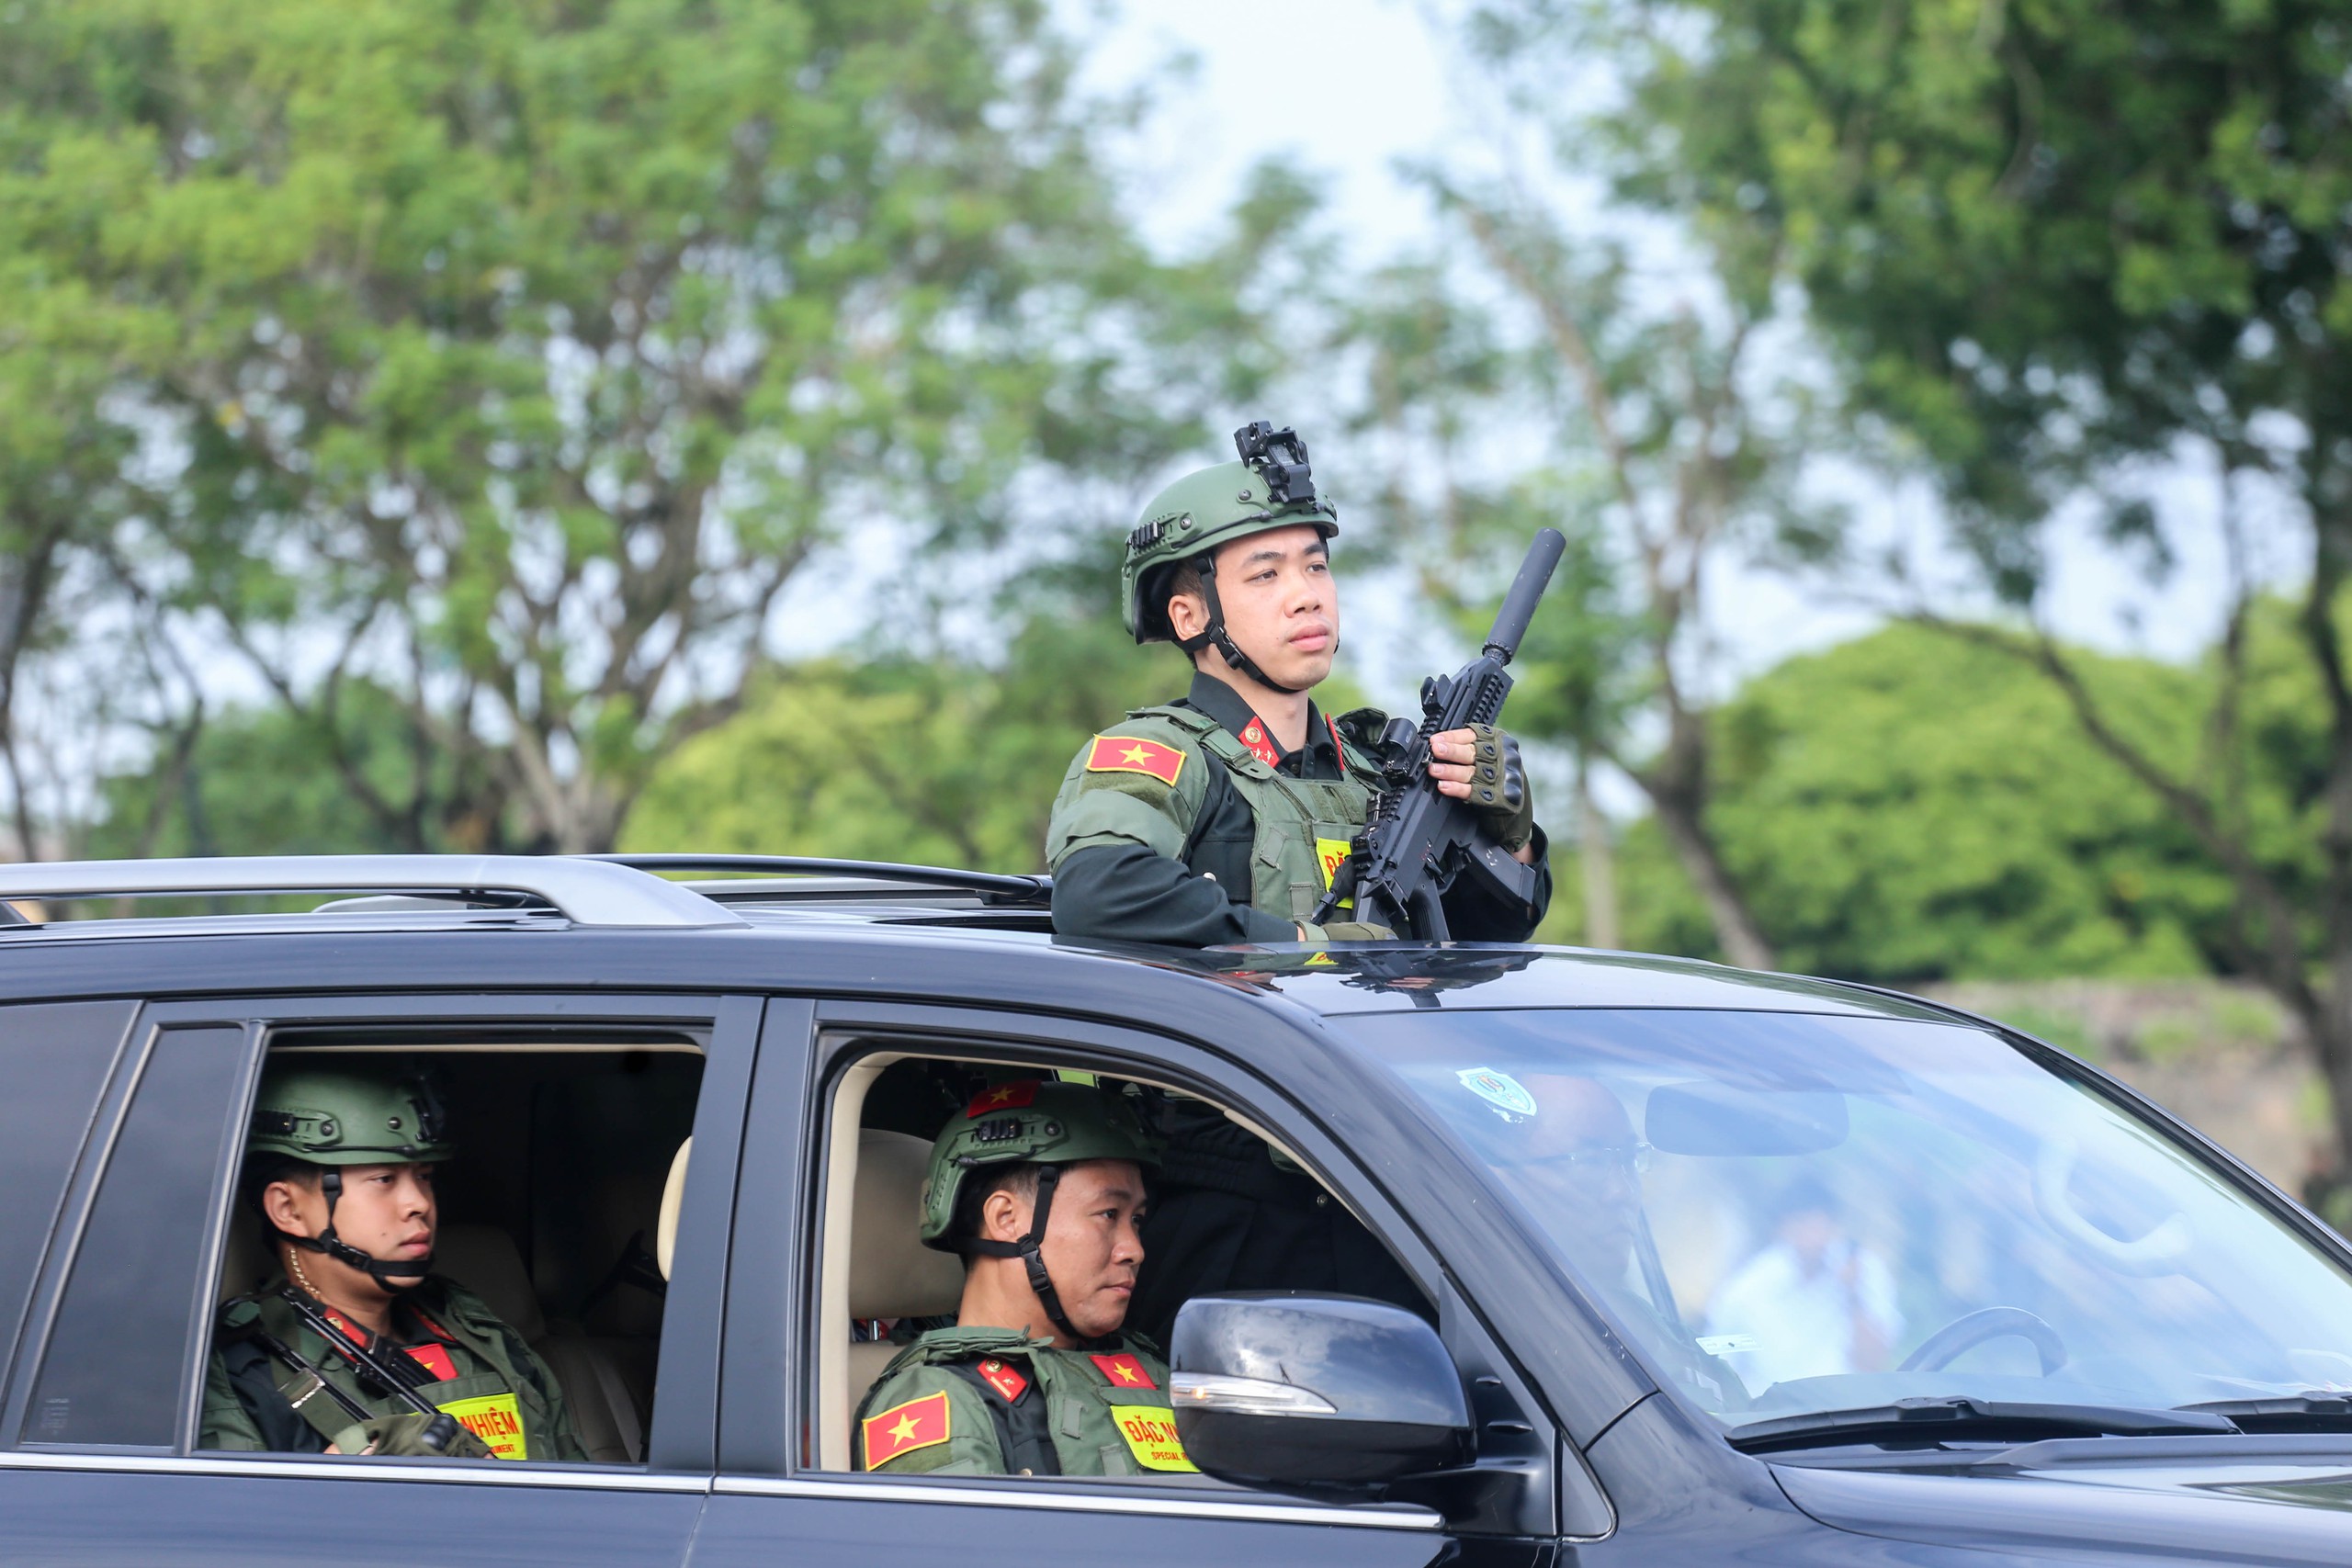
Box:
274;1287;467;1454
1312;527;1566;941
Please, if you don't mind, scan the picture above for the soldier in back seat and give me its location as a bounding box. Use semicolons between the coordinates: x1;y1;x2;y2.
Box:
200;1064;588;1462
853;1081;1193;1479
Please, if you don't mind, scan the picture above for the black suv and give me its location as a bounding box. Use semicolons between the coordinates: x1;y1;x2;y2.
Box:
6;852;2352;1567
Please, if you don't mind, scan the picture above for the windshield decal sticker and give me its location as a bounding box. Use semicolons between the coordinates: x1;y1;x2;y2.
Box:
1696;1334;1759;1356
1457;1066;1537;1120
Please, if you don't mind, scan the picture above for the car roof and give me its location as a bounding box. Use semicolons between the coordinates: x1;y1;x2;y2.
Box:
0;852;1958;1027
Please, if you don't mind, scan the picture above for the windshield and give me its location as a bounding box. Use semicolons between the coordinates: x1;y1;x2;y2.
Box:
1344;1008;2352;1432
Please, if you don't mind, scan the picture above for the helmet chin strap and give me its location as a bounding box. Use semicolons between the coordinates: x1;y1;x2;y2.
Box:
1173;555;1335;698
962;1165;1113;1349
274;1168;435;1292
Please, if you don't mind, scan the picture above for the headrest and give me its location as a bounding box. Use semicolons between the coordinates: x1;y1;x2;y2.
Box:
435;1224;545;1344
219;1211;277;1305
851;1128;966;1320
657;1137;690;1281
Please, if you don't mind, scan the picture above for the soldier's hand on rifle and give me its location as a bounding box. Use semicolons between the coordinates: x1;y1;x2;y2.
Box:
1297;919;1397;942
329;1411;493;1460
1430;725;1536;863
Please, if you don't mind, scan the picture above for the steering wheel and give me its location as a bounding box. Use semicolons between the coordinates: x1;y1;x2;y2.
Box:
1897;1306;2069;1376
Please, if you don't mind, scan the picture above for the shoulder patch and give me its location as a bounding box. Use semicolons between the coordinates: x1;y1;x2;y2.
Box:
862;1390;951;1468
1086;735;1185;787
1089;1352;1157;1391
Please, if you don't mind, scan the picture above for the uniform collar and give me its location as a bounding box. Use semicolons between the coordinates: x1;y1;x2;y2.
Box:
1182;671;1341;775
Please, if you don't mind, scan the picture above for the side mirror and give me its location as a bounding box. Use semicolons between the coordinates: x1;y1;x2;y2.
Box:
1169;1292;1472;1495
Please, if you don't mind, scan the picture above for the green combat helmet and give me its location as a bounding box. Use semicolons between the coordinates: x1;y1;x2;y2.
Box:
1121;421;1340;694
920;1079;1163;1342
248;1063;453;1289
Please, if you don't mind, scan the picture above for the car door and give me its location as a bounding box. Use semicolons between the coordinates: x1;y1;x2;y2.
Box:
0;990;761;1568
690;996;1589;1568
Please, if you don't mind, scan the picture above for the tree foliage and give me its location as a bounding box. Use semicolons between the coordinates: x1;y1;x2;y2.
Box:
1560;623;2231;979
1;0;1226;853
1474;0;2352;1157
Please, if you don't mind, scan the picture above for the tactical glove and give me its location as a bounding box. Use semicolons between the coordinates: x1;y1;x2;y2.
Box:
331;1411;493;1459
1302;920;1397;942
1464;723;1535;853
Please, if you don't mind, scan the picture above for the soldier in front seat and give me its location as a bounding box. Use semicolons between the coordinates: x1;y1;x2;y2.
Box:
854;1080;1194;1478
200;1064;588;1461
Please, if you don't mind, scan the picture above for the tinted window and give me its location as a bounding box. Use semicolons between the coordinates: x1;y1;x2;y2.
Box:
1347;1009;2352;1433
0;1001;136;1390
25;1025;246;1447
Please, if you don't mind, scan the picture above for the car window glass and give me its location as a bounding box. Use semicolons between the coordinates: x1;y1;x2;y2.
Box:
1347;1008;2352;1431
0;1001;137;1400
201;1042;703;1466
25;1025;245;1447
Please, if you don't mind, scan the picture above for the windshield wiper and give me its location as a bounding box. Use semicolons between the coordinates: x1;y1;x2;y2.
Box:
2178;1393;2352;1432
1727;1395;2239;1455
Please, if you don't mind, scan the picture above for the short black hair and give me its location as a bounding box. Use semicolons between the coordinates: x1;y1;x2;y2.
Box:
1147;558;1208;652
956;1162;1044;1263
241;1152;322;1224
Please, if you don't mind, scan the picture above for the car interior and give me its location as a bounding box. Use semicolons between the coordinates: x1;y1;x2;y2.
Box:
813;1047;1417;1473
210;1040;704;1465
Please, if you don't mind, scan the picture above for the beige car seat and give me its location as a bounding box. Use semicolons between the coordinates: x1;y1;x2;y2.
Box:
435;1224;651;1465
846;1128;967;1408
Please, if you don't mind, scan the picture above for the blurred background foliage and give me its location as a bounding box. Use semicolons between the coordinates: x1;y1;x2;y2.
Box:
13;0;2352;1186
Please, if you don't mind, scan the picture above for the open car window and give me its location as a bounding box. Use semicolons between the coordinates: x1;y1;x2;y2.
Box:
192;1038;702;1465
809;1049;1432;1479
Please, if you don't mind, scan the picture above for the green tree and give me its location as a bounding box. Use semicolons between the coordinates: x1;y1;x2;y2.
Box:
2;0;1216;855
1337;212;1836;968
83;682;438;860
1691;623;2229;979
1481;0;2352;1157
620;599;1172;871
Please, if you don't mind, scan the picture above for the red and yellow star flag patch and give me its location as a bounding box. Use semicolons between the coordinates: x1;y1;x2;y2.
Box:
1090;1352;1157;1391
1085;735;1185;787
978;1357;1029;1403
966;1080;1039;1118
861;1391;951;1468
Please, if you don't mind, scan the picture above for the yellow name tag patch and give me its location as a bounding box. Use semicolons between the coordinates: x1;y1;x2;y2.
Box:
437;1393;528;1461
1316;837;1354;910
1109;1404;1198;1472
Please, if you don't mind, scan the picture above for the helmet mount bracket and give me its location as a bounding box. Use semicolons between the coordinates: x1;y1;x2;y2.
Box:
1233;420;1316;507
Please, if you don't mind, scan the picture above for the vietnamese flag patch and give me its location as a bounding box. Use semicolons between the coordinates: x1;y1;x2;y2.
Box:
967;1080;1040;1118
1085;735;1185;787
1090;1352;1157;1392
862;1391;951;1468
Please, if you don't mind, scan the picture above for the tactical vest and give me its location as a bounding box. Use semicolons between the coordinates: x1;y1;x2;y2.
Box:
1132;704;1380;922
855;1327;1193;1479
209;1275;567;1461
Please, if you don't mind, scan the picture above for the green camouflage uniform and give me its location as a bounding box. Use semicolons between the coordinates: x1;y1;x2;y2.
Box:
854;1326;1192;1479
203;1270;589;1461
1045;698;1385;933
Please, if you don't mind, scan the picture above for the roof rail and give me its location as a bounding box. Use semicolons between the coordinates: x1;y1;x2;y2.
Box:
588;853;1051;906
0;855;747;930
